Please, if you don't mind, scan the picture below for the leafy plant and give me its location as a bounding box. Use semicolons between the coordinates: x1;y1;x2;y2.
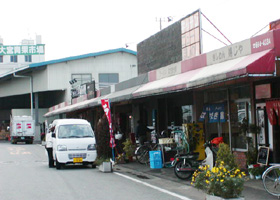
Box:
95;157;110;166
216;143;238;170
192;162;246;198
122;139;136;159
248;165;265;176
245;137;258;165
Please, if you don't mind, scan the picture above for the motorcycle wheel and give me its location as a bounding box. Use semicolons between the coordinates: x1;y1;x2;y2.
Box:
135;145;151;164
174;160;193;180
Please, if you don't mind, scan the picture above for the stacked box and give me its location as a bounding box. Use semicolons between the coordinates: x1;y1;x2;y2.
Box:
149;150;162;169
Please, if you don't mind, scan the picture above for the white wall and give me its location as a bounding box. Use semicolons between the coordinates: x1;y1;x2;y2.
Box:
47;51;137;102
0;54;45;74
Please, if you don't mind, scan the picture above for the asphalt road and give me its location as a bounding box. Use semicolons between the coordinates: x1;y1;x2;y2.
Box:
0;141;196;200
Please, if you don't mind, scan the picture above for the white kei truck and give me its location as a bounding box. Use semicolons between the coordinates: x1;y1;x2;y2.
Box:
50;119;97;169
10;116;35;144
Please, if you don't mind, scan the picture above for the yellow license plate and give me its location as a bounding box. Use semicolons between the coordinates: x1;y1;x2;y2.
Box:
73;157;83;163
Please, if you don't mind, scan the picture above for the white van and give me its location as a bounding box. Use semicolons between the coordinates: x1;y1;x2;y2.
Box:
51;119;97;169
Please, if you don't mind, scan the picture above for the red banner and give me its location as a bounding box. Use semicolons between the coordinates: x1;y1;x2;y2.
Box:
265;100;280;125
101;99;115;148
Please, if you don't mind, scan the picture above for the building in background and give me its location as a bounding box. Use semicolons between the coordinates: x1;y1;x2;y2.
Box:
0;48;137;141
0;35;45;74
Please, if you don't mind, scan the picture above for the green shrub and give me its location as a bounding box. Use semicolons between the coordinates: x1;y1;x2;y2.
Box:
216;143;238;170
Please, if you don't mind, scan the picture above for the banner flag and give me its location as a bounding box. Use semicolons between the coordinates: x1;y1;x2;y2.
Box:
101;99;115;148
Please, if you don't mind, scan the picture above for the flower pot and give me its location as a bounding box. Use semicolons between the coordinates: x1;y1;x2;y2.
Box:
249;173;255;179
206;194;245;200
255;175;262;180
99;162;112;173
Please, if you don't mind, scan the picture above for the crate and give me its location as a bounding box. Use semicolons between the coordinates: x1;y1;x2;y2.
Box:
158;138;174;144
149;151;162;169
150;160;162;169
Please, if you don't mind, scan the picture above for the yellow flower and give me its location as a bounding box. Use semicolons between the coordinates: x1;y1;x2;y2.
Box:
205;180;209;184
216;179;219;181
220;179;224;182
230;175;235;178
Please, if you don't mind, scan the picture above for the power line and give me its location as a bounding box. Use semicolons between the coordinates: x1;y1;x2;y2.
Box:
251;24;269;38
202;28;228;46
201;12;232;45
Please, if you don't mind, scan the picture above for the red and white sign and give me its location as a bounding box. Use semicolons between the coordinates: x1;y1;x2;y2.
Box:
101;99;115;148
26;123;32;129
16;123;22;129
181;10;201;60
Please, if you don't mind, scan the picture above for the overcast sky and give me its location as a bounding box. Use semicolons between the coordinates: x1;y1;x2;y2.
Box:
1;0;280;61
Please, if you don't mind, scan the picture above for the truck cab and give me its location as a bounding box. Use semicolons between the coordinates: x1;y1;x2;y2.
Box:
51;119;97;169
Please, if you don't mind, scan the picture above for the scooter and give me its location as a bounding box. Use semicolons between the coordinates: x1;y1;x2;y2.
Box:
171;137;222;180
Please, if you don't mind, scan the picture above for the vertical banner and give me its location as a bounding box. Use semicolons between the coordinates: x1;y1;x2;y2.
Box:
101;99;115;160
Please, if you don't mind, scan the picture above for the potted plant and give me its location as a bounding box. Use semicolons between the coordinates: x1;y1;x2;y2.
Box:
192;143;246;199
122;138;136;162
95;157;112;173
192;162;246;199
248;164;264;179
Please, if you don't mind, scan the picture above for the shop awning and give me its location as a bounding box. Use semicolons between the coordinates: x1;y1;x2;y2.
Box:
133;49;275;97
44;85;142;117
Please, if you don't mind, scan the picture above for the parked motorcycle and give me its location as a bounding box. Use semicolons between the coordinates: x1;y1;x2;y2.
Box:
171;137;222;180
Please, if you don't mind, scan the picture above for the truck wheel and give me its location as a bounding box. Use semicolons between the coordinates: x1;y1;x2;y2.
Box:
56;159;62;170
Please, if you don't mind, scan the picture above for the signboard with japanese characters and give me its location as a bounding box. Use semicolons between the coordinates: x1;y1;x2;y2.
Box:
181;10;201;60
0;44;45;55
207;39;251;65
199;103;226;123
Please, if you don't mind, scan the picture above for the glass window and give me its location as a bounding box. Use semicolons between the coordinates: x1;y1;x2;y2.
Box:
25;55;32;62
182;105;193;123
231;100;251;151
10;55;17;63
58;124;94;139
0;55;3;63
71;74;92;86
99;73;119;88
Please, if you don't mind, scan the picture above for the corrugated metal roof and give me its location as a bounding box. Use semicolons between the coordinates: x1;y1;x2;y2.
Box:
29;47;137;68
0;48;136;79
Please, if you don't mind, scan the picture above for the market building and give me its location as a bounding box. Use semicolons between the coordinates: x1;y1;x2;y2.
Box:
44;14;280;167
0;48;137;141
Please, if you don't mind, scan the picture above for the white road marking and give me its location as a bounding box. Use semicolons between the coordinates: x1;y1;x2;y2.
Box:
114;172;193;200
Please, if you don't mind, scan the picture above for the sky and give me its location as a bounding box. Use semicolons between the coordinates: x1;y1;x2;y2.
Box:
1;0;280;61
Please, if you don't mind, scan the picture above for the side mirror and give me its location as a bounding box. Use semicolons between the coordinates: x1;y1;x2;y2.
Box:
51;132;56;138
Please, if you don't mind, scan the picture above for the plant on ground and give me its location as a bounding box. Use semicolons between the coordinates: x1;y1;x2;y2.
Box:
192;162;246;198
216;143;238;169
95;114;112;159
122;138;136;159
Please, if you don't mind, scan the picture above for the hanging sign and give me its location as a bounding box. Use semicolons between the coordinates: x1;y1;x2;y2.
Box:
101;99;115;148
199;103;226;123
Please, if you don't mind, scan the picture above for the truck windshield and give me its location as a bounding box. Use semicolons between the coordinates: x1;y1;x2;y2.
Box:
58;124;94;139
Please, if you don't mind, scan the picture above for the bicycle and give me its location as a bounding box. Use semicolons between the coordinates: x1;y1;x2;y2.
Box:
262;163;280;197
135;130;161;165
